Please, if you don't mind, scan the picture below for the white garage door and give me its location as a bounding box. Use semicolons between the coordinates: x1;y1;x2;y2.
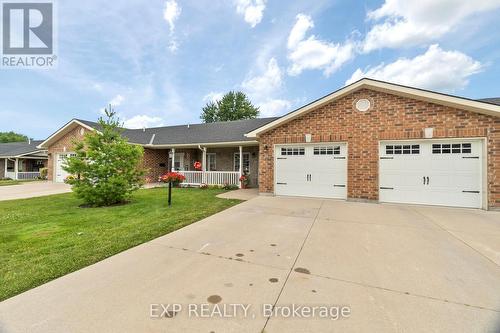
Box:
55;153;76;183
379;140;483;208
275;143;347;199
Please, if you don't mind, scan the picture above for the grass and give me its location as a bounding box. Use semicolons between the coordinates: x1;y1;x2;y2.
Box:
0;187;241;301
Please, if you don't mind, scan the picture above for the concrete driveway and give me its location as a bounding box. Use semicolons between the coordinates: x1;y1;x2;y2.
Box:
0;181;71;201
0;196;499;332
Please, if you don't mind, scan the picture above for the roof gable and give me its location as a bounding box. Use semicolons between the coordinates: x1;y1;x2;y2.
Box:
245;78;500;137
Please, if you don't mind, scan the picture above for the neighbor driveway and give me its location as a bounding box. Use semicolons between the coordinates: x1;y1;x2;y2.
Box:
0;181;71;201
1;196;499;332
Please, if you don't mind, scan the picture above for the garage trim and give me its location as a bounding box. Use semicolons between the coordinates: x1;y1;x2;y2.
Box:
378;137;488;209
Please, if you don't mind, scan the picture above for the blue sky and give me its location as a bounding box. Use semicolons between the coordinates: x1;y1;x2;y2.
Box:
1;0;500;139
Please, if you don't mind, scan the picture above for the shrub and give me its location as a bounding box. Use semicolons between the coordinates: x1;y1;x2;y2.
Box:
39;167;48;180
222;183;239;190
63;108;145;207
199;183;208;189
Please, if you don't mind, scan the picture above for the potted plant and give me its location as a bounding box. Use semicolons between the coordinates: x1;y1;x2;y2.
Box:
193;161;202;171
239;174;249;189
159;172;186;187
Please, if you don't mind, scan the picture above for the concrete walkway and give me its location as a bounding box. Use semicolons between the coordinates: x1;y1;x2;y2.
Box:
0;197;499;332
0;181;71;201
216;188;259;200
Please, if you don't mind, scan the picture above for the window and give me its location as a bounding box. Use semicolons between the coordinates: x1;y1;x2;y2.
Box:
234;152;250;174
6;159;15;171
281;147;305;156
432;143;471;154
386;144;420;155
313;146;341;155
207;153;216;171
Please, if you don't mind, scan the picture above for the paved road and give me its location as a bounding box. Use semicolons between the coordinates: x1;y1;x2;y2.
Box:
1;196;499;332
0;181;71;201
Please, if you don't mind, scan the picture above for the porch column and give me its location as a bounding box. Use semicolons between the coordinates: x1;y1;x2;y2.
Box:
202;148;207;171
171;148;175;171
4;158;7;178
14;158;19;180
238;146;243;188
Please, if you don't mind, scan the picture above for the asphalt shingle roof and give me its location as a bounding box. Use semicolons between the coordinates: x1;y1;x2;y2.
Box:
77;118;278;145
0;140;45;157
476;98;500;106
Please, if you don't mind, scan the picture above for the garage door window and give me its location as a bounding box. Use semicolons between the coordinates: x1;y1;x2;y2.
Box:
313;146;340;155
385;144;420;155
281;147;305;156
432;143;471;154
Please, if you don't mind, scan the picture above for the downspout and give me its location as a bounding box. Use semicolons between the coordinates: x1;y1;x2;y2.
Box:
198;145;207;184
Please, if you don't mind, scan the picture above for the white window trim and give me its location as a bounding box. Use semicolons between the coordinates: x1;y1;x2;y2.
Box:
207;153;216;171
233;152;250;173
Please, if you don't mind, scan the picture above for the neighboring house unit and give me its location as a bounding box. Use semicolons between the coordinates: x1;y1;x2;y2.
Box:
38;79;500;209
37;118;277;186
0;140;48;180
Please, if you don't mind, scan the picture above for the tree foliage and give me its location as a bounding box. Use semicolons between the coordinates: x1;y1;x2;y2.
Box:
0;131;28;143
64;107;145;207
201;91;259;123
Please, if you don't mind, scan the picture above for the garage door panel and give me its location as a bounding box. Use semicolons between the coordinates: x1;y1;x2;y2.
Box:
275;143;347;199
379;140;482;209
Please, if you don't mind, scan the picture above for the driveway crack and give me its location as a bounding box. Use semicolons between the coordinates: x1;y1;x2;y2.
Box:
411;208;500;268
302;271;500;313
261;200;324;332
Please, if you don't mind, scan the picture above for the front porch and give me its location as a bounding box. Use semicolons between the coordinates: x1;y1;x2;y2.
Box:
143;145;259;188
2;157;47;180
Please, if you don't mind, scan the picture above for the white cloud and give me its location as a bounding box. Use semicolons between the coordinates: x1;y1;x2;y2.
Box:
163;0;181;53
242;57;283;99
163;0;181;34
242;58;291;116
202;91;224;103
363;0;500;52
99;94;125;115
346;44;483;92
168;40;179;53
123;115;164;129
287;14;356;76
109;94;124;107
258;99;291;117
235;0;266;28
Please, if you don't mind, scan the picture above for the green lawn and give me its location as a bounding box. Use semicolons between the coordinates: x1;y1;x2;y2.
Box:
0;188;241;301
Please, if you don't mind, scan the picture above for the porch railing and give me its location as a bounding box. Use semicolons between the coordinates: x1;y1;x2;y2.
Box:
179;171;240;186
16;172;41;180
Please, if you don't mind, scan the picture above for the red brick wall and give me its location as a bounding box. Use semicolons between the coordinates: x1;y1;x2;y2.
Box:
47;125;89;181
143;148;169;182
47;125;169;183
258;88;500;209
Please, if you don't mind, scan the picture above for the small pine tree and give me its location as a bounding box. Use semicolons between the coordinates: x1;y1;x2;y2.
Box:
201;91;259;123
64;106;145;207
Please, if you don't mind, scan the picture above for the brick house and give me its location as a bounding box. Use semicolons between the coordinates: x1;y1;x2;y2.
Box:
38;79;500;209
37;118;275;188
0;140;48;180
